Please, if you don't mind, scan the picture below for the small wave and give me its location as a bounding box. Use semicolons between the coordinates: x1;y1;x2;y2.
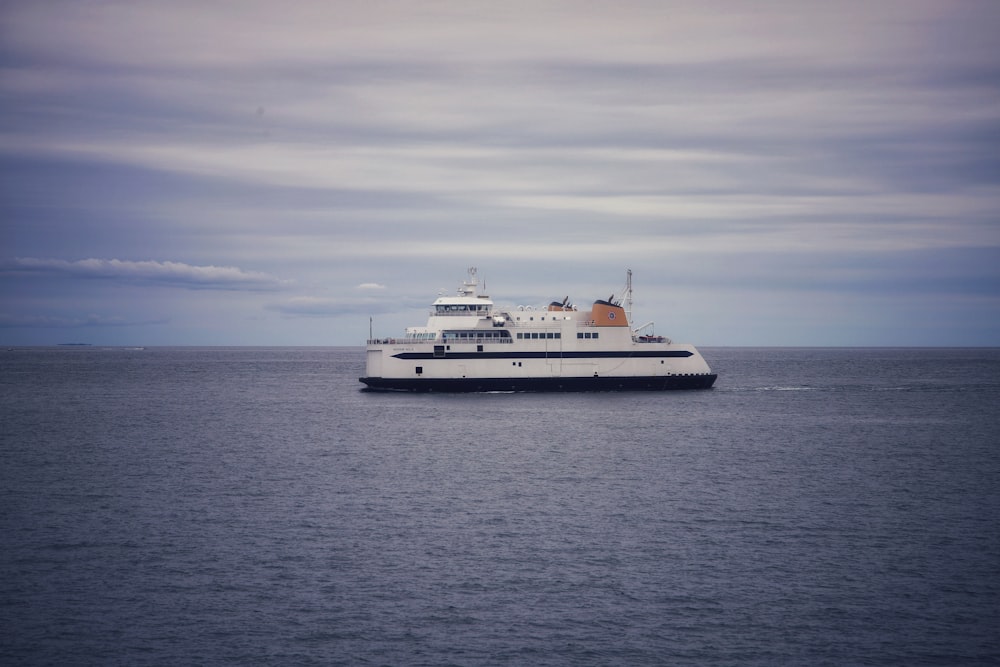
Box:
755;385;814;391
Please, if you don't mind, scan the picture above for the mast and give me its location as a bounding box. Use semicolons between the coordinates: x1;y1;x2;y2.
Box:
460;266;478;296
625;268;633;326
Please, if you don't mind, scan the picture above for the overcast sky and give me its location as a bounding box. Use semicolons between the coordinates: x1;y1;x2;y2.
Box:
1;1;998;346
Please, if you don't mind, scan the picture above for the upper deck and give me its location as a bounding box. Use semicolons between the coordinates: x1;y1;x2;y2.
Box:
367;267;671;346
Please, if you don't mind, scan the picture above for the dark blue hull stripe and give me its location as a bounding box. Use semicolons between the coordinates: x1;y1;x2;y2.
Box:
390;350;694;360
359;374;717;392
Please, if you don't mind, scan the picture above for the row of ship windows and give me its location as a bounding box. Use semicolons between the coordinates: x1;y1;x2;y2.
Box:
436;305;488;312
443;331;509;340
441;331;602;341
516;332;600;340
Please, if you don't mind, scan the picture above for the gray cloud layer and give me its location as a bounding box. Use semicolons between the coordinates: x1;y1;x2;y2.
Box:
3;258;288;290
1;1;998;345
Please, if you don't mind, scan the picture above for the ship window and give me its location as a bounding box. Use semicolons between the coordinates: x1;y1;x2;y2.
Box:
555;333;561;339
416;366;423;374
577;333;584;339
477;345;483;352
593;333;599;339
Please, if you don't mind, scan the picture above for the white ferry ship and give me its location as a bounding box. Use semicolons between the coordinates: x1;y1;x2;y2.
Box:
360;268;717;392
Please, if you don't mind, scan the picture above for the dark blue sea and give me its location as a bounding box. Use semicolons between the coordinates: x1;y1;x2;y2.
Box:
2;347;999;666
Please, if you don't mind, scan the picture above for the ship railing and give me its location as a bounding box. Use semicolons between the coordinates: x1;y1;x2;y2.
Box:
506;318;596;327
428;310;494;316
632;335;673;344
367;337;514;345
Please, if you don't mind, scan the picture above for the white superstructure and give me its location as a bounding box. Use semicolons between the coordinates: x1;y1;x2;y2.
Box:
360;268;716;392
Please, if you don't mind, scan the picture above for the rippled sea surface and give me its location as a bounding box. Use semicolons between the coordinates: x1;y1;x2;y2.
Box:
2;347;999;665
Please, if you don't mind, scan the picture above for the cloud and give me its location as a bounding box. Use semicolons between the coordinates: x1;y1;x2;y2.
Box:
0;312;168;328
2;257;289;290
267;295;398;318
357;282;387;290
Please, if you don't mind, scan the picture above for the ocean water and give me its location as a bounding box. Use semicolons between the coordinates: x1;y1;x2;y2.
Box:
1;346;998;666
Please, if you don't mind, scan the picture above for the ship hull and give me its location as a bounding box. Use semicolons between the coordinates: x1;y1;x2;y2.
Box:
359;373;717;392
